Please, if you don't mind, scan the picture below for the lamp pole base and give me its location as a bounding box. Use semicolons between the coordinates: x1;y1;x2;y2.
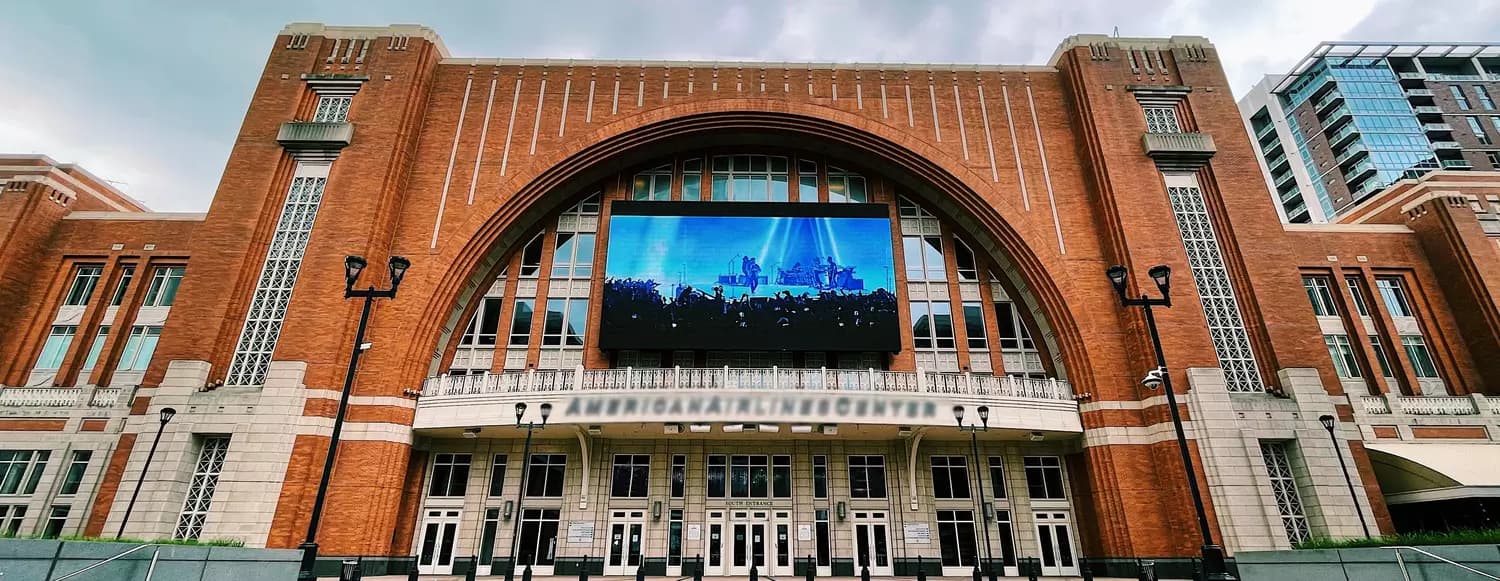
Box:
1200;543;1236;581
297;541;319;581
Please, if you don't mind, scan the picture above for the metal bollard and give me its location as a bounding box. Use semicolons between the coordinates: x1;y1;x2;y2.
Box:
523;563;534;581
1080;556;1094;581
637;562;646;581
407;555;419;581
694;554;703;581
971;563;981;581
805;555;816;581
1026;557;1039;581
916;556;926;581
860;564;871;581
750;564;759;581
465;556;478;581
580;555;590;581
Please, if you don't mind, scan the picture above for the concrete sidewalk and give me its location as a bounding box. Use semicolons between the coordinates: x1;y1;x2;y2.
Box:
329;577;1148;581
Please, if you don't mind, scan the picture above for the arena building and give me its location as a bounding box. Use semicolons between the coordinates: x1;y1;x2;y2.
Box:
2;22;1500;578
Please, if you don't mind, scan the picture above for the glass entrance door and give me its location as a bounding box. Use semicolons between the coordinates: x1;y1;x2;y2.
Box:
517;508;561;576
852;512;893;576
727;510;785;576
705;511;726;576
1034;511;1079;576
605;511;646;576
417;509;461;574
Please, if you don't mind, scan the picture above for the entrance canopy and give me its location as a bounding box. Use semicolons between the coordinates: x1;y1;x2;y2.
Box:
1366;443;1500;504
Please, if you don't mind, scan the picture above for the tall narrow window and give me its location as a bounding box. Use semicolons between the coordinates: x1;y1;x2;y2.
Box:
707;455;727;498
35;326;77;370
910;302;955;349
1477;85;1497;109
987;456;1007;499
1376;278;1414;317
81;326;109;371
953;239;980;281
631;164;673;201
611;454;650;498
109;266;135;306
312;94;353;123
1302;276;1338;316
64;265;103;306
1323;335;1361;379
1345;276;1370;317
848;455;887;499
117;326;162;372
1023;456;1065;500
962;302;988;349
668;509;685;566
460;297;503;348
428;453;472;497
543;298;588;346
1260;441;1311;545
519;233;545;278
1468;117;1492;145
480;508;501;566
226;163;329;386
994;302;1035;350
797;159;819;202
671;455;686;498
488;455;508;497
1451;86;1472;110
1401;336;1440;378
526;454;566;497
930;456;971;499
812;455;828;499
1142;105;1182;134
815;509;832;567
42;505;69;539
772;455;792;498
681;159;703;201
827;166;867;203
142;266;185;307
1165;175;1264;391
903;236;946;281
509;299;535;346
174;437;229;540
1370;337;1395;378
59;450;92;495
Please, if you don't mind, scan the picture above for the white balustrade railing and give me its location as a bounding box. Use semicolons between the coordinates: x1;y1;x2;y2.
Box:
88;387;125;407
1392;395;1479;416
0;387;83;407
421;367;1074;402
1360;395;1392;415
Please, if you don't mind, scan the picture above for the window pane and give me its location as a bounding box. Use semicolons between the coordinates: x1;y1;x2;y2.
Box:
963;303;987;349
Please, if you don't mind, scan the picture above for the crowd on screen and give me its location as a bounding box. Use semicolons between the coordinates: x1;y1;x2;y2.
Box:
602;278;898;336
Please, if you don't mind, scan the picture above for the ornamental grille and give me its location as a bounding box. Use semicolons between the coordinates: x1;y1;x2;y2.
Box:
1259;441;1311;545
1143;106;1182;134
174;437;230;540
312;95;352;123
1166;183;1265;392
225;172;328;386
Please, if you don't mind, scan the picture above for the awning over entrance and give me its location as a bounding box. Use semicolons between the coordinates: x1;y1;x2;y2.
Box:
1366;442;1500;504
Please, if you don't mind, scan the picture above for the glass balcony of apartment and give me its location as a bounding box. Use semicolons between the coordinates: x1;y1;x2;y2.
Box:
1266;149;1291;173
1430;140;1463;151
1413;105;1444;116
1273;167;1297;191
1320;104;1354;131
1442;158;1474;170
1404;88;1436;98
1422;122;1454;133
1255;122;1278;144
1344;159;1379;186
1314;90;1346;116
1336;143;1370;167
1398;72;1428;81
1327;122;1361;149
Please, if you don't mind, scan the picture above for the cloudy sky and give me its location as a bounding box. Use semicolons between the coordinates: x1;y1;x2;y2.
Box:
2;0;1495;211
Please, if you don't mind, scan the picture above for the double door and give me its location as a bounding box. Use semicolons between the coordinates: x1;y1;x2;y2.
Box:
851;511;893;576
417;509;461;575
705;510;793;577
1033;511;1079;576
605;511;646;576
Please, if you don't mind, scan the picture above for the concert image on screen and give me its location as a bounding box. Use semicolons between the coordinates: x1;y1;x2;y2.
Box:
600;202;900;352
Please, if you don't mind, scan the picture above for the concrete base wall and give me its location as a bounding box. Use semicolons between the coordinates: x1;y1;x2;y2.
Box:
0;539;300;581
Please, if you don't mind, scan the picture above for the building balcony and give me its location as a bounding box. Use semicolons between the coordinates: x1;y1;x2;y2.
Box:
1359;394;1494;416
1314;90;1345;116
1255;122;1278;144
1344;160;1378;185
1422;122;1454;133
276;121;354;151
413;367;1082;435
1442;158;1474;169
1327;123;1361;149
1141;132;1216;165
1413;105;1444;116
1404;88;1436;98
1431;141;1463;150
0;386;132;408
1266;150;1291;173
1335;143;1369;166
1398;72;1428;81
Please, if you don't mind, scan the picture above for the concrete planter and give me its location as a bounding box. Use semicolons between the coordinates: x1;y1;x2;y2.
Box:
0;538;300;581
1237;544;1500;581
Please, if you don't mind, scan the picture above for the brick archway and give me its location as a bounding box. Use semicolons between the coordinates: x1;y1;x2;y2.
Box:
401;100;1093;393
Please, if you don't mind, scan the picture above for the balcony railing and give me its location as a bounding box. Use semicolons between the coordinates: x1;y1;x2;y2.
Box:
421;367;1074;401
0;386;132;408
1360;394;1483;416
1142;132;1216;165
1413;105;1443;115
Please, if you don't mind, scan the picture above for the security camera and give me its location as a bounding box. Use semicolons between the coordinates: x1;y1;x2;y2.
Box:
359;342;373;351
1141;367;1166;390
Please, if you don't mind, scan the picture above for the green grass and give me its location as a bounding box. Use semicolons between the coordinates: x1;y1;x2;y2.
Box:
1296;527;1500;549
0;533;244;547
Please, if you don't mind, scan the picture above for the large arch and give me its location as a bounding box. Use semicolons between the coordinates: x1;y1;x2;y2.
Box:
399;101;1093;393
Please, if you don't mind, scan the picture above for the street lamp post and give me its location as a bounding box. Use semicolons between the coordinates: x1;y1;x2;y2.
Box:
953;405;998;581
1106;264;1236;581
297;255;411;581
1319;414;1371;538
116;407;176;539
506;401;553;581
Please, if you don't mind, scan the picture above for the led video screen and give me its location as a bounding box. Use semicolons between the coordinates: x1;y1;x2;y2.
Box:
601;202;900;352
